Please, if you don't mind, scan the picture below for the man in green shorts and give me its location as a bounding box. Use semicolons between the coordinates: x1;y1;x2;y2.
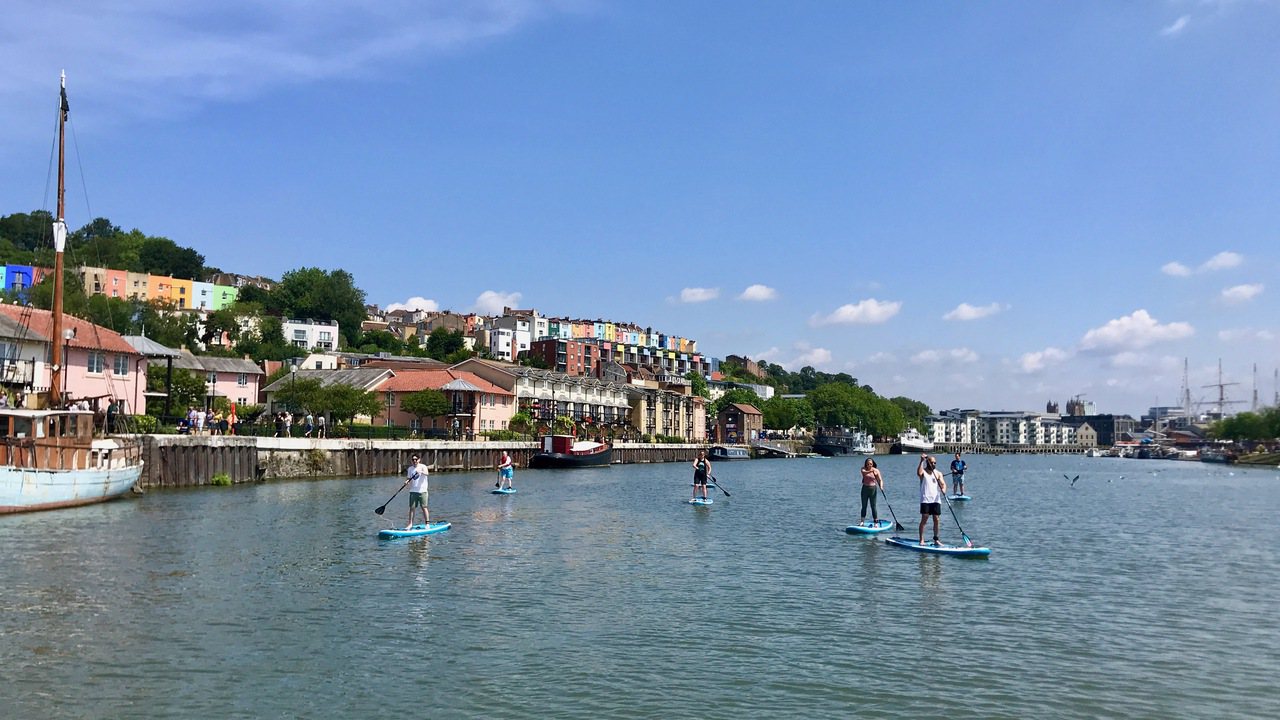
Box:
404;454;430;529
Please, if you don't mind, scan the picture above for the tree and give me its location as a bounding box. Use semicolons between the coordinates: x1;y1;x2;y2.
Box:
273;377;324;413
201;308;243;347
273;267;366;346
425;327;465;360
508;411;533;435
400;389;451;425
890;396;932;432
685;371;710;399
711;387;763;416
146;366;209;417
321;383;384;424
762;395;813;432
357;329;405;355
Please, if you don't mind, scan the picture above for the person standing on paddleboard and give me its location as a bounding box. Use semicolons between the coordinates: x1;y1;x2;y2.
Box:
403;454;430;529
917;453;947;546
692;450;712;501
859;457;884;526
950;453;967;497
497;450;514;490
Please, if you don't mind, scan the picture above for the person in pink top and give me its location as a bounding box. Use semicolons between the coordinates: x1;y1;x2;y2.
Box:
858;457;884;526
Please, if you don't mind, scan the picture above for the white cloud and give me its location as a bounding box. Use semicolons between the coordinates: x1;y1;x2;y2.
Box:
1110;351;1148;368
810;298;901;326
1221;283;1263;304
911;348;978;365
942;302;1004;321
1218;328;1275;342
1161;15;1191;36
737;284;777;301
1079;310;1194;351
679;287;720;303
473;290;521;315
1018;347;1069;373
385;296;439;312
1161;261;1192;277
1200;251;1242;272
866;351;896;364
791;346;833;368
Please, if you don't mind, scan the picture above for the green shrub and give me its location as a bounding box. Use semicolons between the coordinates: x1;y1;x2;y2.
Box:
130;414;158;434
210;472;232;486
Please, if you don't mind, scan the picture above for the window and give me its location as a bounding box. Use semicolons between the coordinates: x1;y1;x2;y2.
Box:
113;354;129;376
207;372;217;384
87;351;105;373
237;373;248;386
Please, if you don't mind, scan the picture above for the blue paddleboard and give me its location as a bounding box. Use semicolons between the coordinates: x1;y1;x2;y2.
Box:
492;487;517;495
845;519;895;534
948;494;972;501
379;521;451;538
688;497;713;506
884;536;989;557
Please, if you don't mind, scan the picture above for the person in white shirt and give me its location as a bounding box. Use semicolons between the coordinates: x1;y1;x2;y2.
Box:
403;454;431;529
916;453;947;546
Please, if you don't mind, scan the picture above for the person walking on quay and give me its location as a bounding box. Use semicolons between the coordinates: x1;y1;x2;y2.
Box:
304;412;314;438
403;453;431;529
496;450;515;490
917;453;947;546
316;414;327;438
858;457;884;526
950;452;967;497
284;411;293;437
691;449;712;502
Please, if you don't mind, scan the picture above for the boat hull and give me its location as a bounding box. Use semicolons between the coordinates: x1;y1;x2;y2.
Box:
0;465;143;514
709;446;750;461
528;449;612;468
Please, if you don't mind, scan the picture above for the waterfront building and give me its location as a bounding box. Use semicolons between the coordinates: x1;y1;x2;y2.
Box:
715;403;763;444
452;358;636;433
929;409;1077;448
0;305;147;413
707;380;774;403
169;350;264;408
1076;422;1098;447
1059;414;1138;447
528;338;601;376
282;318;339;351
373;368;514;436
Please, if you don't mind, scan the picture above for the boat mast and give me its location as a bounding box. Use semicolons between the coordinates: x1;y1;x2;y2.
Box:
50;71;68;408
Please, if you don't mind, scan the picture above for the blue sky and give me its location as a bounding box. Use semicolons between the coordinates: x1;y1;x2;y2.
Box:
2;1;1277;417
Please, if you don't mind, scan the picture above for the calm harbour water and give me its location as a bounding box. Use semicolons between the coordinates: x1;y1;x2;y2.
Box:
2;453;1278;719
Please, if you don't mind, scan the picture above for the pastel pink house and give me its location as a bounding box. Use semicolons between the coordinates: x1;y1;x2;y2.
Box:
0;305;147;413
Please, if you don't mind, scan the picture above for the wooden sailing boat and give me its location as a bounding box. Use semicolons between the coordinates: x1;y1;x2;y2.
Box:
0;72;145;513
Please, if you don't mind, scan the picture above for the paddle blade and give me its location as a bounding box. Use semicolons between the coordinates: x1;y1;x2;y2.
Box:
963;534;973;548
374;505;387;515
895;521;906;531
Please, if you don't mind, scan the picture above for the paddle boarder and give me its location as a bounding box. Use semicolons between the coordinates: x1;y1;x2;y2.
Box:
917;453;947;546
403;454;431;529
691;449;712;501
858;457;884;526
497;450;515;490
950;452;967;497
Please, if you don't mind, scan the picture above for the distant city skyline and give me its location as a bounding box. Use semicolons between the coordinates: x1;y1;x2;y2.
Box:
1;1;1276;418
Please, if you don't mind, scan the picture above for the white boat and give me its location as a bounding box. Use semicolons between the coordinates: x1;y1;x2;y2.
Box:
0;74;144;513
896;427;934;453
1084;447;1105;457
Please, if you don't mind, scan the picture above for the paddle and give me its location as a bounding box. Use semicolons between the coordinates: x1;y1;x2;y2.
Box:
709;475;731;497
374;479;409;516
878;485;906;531
940;490;973;548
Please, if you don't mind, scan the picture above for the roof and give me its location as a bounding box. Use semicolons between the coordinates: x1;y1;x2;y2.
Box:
261;367;393;393
0;304;140;355
729;403;762;415
121;335;183;358
377;369;511;395
170;350;263;375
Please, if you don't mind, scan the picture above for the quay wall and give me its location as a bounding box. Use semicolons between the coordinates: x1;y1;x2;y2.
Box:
138;436;711;489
